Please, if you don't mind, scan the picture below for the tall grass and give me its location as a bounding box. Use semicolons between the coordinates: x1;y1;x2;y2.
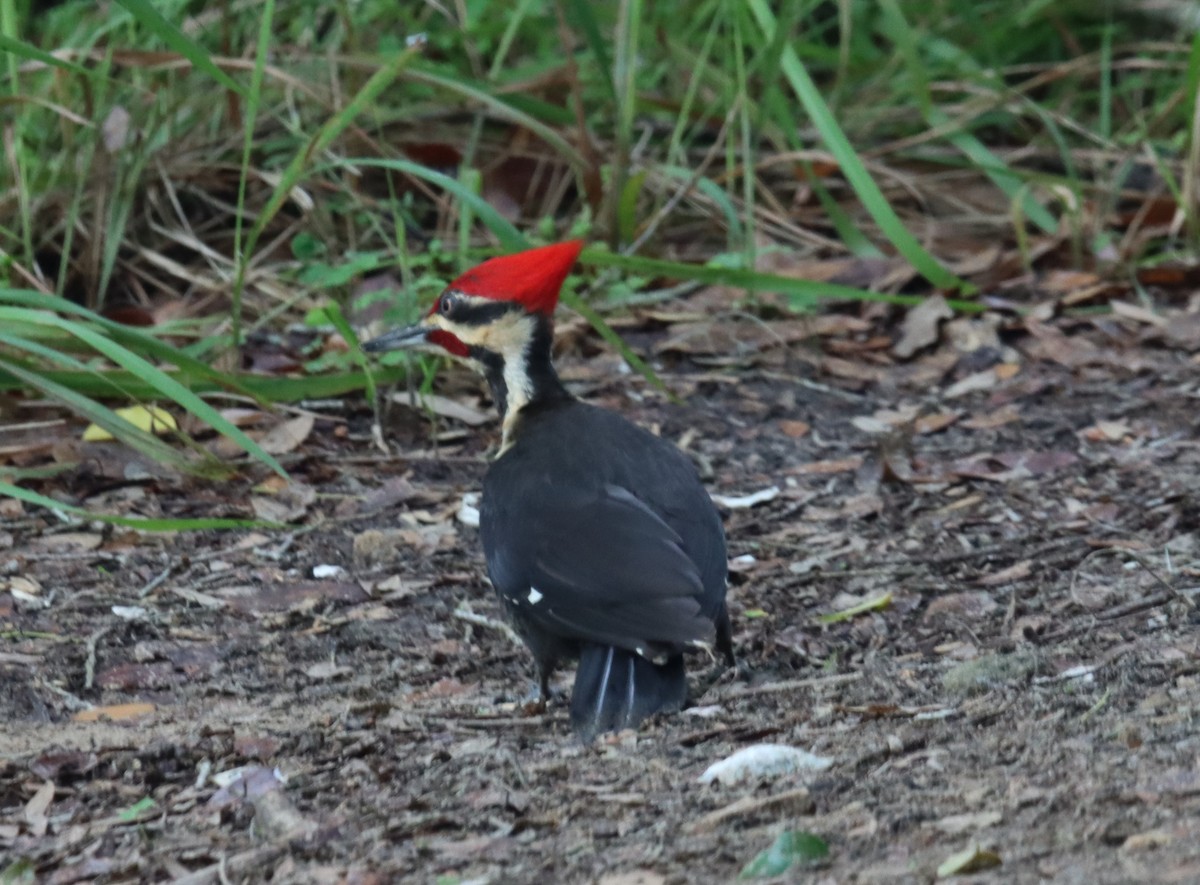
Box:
0;0;1194;516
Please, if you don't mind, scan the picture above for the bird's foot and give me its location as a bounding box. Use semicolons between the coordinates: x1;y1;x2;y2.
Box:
518;681;564;716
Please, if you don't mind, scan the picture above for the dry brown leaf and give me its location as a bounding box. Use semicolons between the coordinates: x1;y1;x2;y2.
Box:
977;560;1034;587
787;457;864;476
924;592;1000;621
893;294;953;359
820;356;888;384
251;481;316;523
1111;300;1167;327
73;702;157;722
962;404;1021;430
24;780;54;836
915;412;960;434
944;368;1001;398
389;390;492;426
30;532;103;552
1081;420;1132;443
779;420;811;438
259;414;315;455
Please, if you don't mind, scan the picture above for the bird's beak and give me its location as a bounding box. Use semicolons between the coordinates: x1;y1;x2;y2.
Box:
363;320;433;353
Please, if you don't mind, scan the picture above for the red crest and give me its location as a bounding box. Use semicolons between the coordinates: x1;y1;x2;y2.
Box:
447;240;584;315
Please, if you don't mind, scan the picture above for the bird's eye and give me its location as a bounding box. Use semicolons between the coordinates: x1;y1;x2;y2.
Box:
438;294;456;317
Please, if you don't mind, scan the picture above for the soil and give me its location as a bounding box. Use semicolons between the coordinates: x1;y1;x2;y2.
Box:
2;304;1199;883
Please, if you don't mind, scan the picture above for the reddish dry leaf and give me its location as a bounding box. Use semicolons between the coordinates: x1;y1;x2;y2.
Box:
978;560;1034;587
946;450;1078;482
820;356;888;385
962;404;1021;430
915;412;960;435
779;420;811;438
1135;263;1200;288
30;750;98;780
924;592;1000;621
234;729;280;757
95;662;184;691
218;581;368;615
1040;269;1103;295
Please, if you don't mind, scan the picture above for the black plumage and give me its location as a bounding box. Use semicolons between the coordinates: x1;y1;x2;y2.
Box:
482;398;733;739
364;241;734;740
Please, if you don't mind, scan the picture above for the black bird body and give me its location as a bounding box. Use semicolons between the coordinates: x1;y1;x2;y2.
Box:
482;398;732;737
364;241;733;739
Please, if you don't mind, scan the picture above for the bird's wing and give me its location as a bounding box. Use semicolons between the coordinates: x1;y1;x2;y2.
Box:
484;484;715;655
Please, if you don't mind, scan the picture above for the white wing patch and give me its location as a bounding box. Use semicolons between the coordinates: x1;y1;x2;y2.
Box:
526;587;544;605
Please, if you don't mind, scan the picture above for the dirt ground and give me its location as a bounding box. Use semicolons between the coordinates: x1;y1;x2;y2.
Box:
2;298;1200;883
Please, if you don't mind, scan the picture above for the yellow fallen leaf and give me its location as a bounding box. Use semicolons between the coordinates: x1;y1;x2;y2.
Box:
83;405;177;442
73;702;157;722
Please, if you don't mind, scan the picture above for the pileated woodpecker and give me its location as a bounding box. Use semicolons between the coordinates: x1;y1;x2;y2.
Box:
365;241;734;740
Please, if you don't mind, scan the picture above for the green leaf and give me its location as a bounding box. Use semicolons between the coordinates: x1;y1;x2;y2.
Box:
818;592;892;624
740;831;829;878
617;169;648;243
118;796;157;822
936;842;1002;878
0;308;286;477
321;301;377;404
0;858;35;885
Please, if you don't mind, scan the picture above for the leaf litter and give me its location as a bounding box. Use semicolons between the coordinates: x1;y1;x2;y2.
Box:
2;282;1200;882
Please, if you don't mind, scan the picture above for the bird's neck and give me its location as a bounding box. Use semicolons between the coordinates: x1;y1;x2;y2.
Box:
476;314;570;452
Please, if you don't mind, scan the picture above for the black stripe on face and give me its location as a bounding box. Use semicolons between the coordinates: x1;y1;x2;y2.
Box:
441;291;522;326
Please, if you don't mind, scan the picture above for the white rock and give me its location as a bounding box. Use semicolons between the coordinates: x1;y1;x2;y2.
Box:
698;743;833;786
458;492;481;528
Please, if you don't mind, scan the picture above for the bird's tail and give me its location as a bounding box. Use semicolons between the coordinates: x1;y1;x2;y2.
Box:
570;644;686;741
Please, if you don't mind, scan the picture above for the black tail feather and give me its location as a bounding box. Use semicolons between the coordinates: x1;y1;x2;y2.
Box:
570;644;686;741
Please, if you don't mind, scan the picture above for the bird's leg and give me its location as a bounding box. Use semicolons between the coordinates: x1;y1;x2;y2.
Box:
519;660;557;715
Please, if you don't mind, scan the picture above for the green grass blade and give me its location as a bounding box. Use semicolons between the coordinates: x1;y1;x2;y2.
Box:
877;0;1057;235
406;67;587;170
0;33;94;77
563;0;618;102
582;248;985;313
324;158;527;250
54;316;285;476
0;480;273;530
233;0;275;349
322;301;377;404
111;0;244;95
0;358;195;471
745;0;969;292
233;45;422;341
0;289;263;400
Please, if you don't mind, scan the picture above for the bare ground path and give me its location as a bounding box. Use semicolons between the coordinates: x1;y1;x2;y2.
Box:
2;302;1199;882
